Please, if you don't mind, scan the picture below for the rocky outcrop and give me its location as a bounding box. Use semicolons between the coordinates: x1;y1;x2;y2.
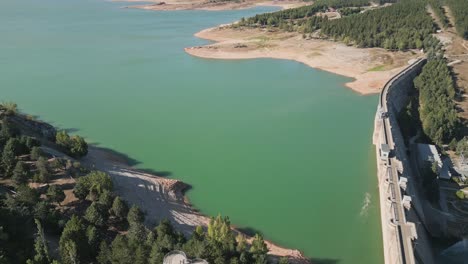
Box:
10;114;56;140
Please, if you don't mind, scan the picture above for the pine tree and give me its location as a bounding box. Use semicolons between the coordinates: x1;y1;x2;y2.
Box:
84;202;107;226
98;190;114;211
0;118;14;147
16;185;39;206
59;215;89;264
12;161;29;185
149;243;165;264
28;219;51;264
127;222;148;244
46;185;66;205
30;146;43;161
2;138;18;177
96;241;111;264
56;131;71;149
34;157;49;183
134;245;148;264
111;196;128;220
110;235;133;264
250;234;268;264
70;136;88;158
86;225;100;254
236;233;247;252
127;205;144;226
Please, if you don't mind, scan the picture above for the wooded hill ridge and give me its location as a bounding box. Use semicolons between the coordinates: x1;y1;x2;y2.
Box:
237;0;468;49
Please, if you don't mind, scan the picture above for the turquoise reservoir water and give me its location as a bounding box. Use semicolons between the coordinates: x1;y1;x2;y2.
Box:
0;0;383;262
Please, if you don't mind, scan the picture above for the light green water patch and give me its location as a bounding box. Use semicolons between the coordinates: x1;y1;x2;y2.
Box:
0;0;383;262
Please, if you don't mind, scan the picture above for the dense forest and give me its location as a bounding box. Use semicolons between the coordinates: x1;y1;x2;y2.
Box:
0;105;278;264
377;0;398;4
413;54;460;145
239;0;438;51
446;0;468;39
311;0;370;7
338;7;362;17
239;0;371;27
239;4;326;26
320;0;436;50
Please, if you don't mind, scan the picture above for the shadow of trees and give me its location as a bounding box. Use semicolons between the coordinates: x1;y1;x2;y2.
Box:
309;258;340;264
237;226;263;237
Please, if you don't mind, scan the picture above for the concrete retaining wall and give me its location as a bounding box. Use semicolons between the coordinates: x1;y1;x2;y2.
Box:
385;62;423;114
374;58;434;264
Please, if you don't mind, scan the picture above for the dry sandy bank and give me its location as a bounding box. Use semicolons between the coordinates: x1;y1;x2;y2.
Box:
185;26;419;94
117;0;309;11
82;146;310;263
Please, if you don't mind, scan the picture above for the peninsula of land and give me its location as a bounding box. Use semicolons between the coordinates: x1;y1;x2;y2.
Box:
120;0;418;94
185;26;418;94
118;0;309;11
129;0;467;94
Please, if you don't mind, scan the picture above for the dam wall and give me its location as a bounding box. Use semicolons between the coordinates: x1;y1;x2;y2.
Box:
373;58;436;264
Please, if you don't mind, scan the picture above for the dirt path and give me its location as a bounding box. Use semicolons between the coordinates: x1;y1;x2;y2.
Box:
426;5;445;31
443;5;456;30
462;41;468;53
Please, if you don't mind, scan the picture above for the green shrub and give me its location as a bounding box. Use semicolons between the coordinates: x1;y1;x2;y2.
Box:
455;190;466;199
56;130;88;158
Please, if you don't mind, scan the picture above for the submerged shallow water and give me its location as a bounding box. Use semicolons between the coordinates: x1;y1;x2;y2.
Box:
0;0;383;262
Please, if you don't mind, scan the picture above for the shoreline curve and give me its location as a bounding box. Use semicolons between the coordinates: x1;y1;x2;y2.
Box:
185;26;419;95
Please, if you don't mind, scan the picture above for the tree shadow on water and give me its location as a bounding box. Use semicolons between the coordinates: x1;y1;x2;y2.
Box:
88;143;175;178
63;128;80;134
57;125;174;178
236;226;263;237
89;143;142;167
309;258;340;264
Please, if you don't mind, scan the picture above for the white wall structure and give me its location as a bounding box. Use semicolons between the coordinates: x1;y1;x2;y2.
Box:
163;251;208;264
163;251;188;264
373;58;436;264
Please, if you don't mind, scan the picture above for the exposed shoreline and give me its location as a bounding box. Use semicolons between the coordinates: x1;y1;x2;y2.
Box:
82;145;310;263
28;116;308;262
185;26;419;95
116;0;309;11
